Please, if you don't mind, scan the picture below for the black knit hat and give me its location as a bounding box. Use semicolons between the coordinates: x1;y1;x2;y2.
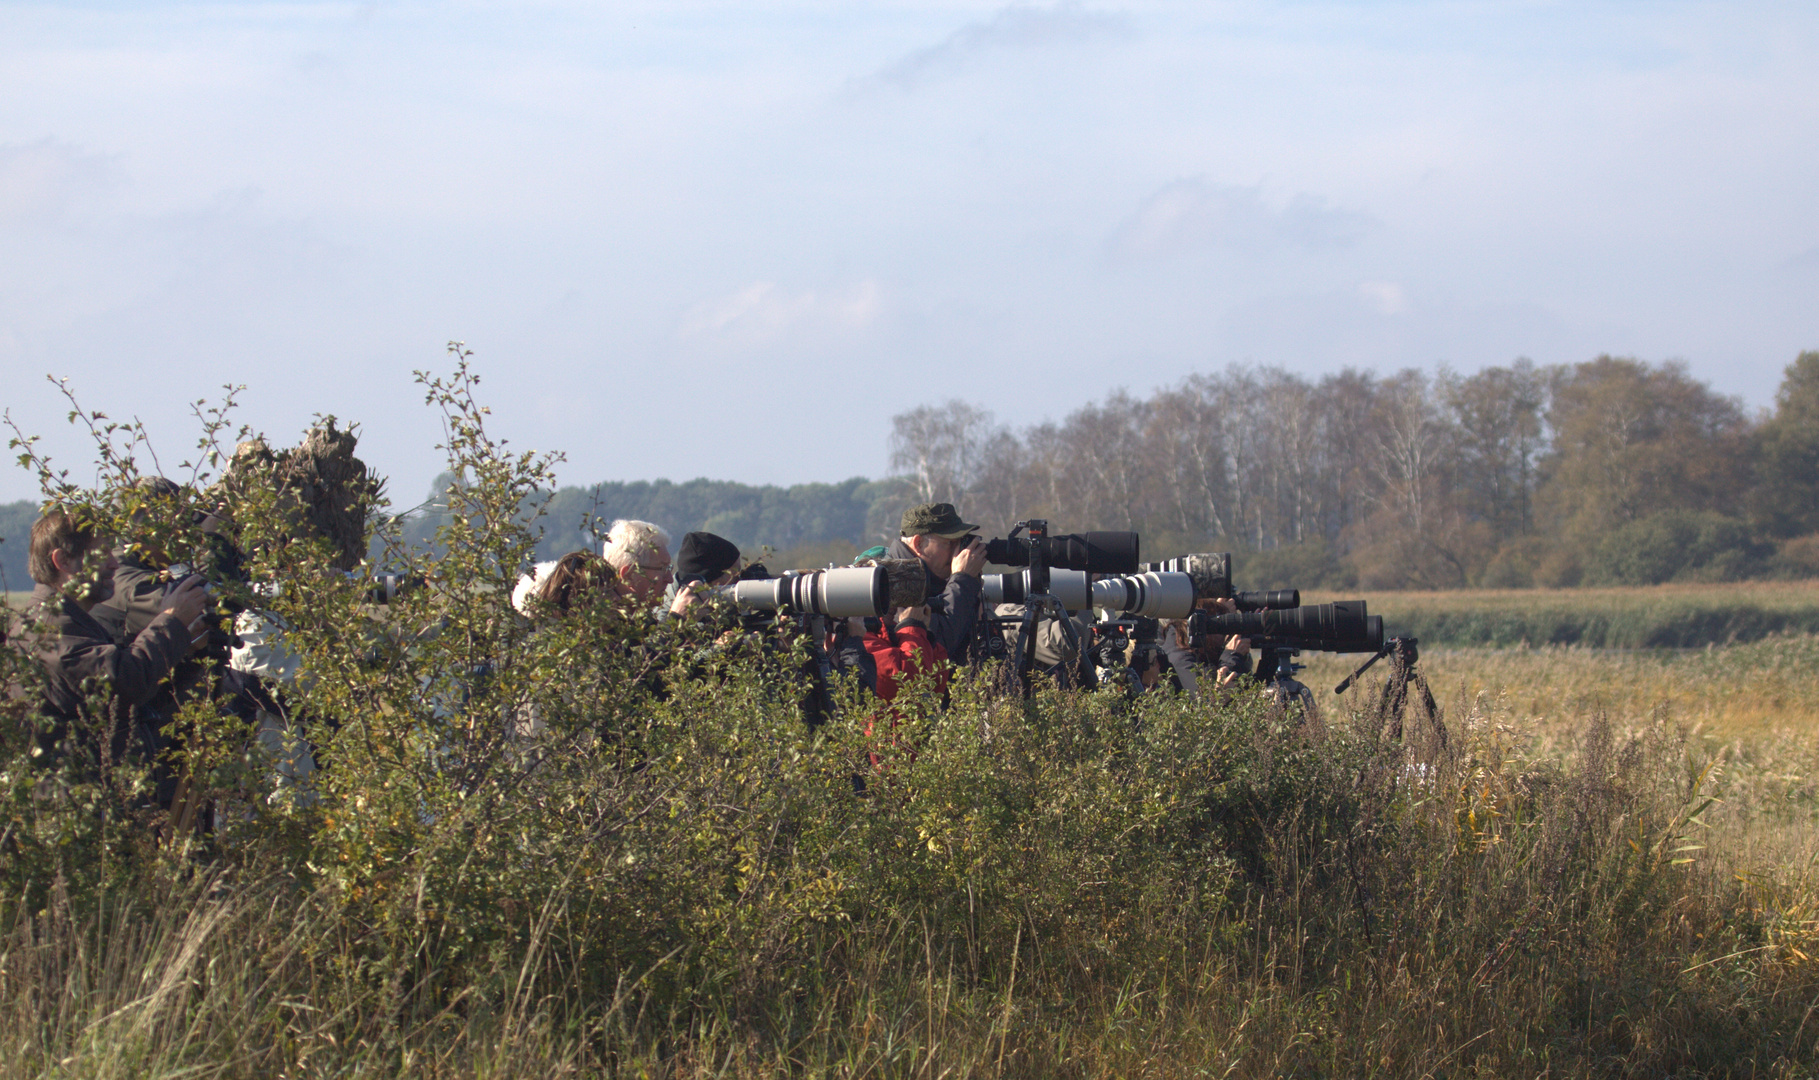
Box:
675;531;741;586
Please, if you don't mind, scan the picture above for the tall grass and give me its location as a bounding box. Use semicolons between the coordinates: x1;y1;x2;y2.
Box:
1301;633;1819;737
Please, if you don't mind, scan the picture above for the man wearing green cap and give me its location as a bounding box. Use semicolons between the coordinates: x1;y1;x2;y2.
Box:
885;502;988;661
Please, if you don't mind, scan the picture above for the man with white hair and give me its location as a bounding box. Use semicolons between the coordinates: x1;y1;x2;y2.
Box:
601;519;673;608
510;519;674;618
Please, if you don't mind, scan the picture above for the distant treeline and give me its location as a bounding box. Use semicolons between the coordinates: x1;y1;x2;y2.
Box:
0;501;34;592
888;351;1819;590
392;475;909;569
8;351;1819;591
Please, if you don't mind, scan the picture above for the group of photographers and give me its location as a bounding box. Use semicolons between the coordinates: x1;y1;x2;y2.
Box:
506;500;1262;702
11;483;1287;827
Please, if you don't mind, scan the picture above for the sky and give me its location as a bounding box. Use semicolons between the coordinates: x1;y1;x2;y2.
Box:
2;0;1817;504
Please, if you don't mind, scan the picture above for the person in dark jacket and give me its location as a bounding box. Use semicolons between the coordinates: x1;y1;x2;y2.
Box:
89;480;244;723
21;509;208;777
884;502;987;662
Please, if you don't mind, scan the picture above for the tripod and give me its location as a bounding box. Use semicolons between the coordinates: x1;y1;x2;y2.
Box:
1335;635;1444;749
1006;522;1086;696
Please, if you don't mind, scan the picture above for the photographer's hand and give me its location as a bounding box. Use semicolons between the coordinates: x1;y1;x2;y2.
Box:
669;583;702;616
894;605;931;629
162;576;212;651
951;537;987;578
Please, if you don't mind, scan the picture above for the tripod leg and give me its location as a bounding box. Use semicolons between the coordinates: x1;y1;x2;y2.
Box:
1013;604;1039;696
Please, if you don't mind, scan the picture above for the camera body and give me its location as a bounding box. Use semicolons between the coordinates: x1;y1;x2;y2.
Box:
363;572;421;605
1090;616;1167;671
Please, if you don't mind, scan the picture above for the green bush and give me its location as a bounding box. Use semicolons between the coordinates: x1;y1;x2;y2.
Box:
1234;538;1356;591
1587;510;1768;586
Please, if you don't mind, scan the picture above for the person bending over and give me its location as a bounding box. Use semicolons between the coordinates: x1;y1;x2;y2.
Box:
21;509;209;775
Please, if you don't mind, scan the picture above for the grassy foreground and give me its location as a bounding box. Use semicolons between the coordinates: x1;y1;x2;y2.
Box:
4;361;1814;1079
4;648;1817;1078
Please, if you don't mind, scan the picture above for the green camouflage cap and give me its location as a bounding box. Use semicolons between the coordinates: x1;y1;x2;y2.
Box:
900;502;978;539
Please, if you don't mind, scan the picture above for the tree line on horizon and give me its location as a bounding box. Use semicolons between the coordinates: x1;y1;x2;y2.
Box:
5;351;1818;593
891;351;1819;590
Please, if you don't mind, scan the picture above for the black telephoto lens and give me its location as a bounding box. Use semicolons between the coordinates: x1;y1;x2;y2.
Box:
986;531;1140;573
1200;601;1372;647
1052;531;1140;574
1232;589;1299;611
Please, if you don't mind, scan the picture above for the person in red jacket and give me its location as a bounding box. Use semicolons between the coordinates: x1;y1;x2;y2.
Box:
861;604;950;772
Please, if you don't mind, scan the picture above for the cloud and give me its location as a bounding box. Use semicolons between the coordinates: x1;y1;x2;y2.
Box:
865;2;1134;91
1786;246;1819;272
1106;178;1376;260
0;139;118;222
1357;281;1406;316
680;279;882;344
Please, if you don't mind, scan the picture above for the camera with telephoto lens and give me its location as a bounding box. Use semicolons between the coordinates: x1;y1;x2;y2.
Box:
729;564;916;619
981;569;1196;619
1186;600;1384;654
218;569;423;606
987;523;1140;574
1141;552;1299;611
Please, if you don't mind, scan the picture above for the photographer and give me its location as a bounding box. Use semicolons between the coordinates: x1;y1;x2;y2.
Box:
662;531;753;621
88;478;265;809
1160;599;1252;696
859;601;951;773
601;519;673;614
884;503;987;662
21;509;210;780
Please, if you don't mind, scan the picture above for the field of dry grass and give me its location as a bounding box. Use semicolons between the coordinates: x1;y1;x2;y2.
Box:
1309;578;1819;647
1299;634;1819;738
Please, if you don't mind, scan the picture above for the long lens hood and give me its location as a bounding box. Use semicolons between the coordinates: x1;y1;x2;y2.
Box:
1092;571;1195;619
732;567;888;617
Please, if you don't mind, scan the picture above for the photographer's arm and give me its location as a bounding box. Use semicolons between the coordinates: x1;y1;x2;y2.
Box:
926;571;982;658
63;580;204;709
1159;627;1200;695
